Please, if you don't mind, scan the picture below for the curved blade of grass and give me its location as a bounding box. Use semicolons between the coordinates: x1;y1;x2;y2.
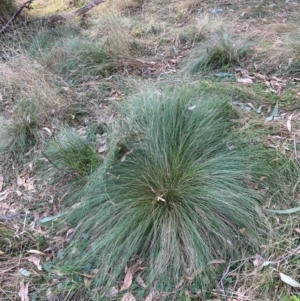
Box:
267;207;300;214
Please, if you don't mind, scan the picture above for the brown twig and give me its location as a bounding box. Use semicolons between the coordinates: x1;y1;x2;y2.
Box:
275;244;300;270
218;256;256;300
70;0;105;16
0;213;28;221
0;0;34;34
219;259;231;300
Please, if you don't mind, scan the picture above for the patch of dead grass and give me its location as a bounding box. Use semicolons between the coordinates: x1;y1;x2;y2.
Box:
107;0;143;12
222;213;300;301
0;54;63;114
0;54;67;159
248;22;300;75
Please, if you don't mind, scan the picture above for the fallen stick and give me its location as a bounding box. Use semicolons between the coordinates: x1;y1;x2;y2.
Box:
0;0;34;34
71;0;106;16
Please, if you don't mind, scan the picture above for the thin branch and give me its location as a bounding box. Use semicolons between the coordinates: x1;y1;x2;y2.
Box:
0;212;27;221
219;259;231;300
276;244;300;270
70;0;106;16
0;0;34;34
218;256;256;300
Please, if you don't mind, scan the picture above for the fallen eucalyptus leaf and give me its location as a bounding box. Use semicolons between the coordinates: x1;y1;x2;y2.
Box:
247;103;256;110
271;102;279;116
215;72;232;78
121;292;136;301
19;268;31;277
287;114;293;132
136;274;146;288
266;102;280;121
98;144;107;153
28;250;46;256
279;272;300;288
40;213;65;223
208;259;226;264
266;116;280;122
257;105;265;113
188;105;197;111
259;260;277;270
26;255;42;270
232;100;244;108
18;281;29;301
145;292;154;301
237;78;253;84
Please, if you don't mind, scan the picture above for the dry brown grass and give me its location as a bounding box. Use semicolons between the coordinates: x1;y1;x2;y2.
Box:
0;219;51;301
246;22;300;74
219;214;300;301
176;13;228;45
0;55;62;109
106;0;143;12
87;12;149;72
0;54;67;158
0;60;59;122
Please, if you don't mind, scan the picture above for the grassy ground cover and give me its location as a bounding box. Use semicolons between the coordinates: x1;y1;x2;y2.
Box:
1;0;300;300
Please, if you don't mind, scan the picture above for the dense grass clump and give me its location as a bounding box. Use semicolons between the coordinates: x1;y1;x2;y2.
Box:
189;31;251;73
0;56;64;160
27;15;144;83
27;27;114;83
43;127;100;178
62;86;266;297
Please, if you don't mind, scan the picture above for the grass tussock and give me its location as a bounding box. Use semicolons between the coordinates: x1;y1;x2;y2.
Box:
0;55;64;158
44;36;115;82
91;13;144;63
43;127;101;178
189;31;251;73
27;14;145;83
251;23;300;75
195;14;228;39
178;13;225;44
61;86;268;298
1;1;300;300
